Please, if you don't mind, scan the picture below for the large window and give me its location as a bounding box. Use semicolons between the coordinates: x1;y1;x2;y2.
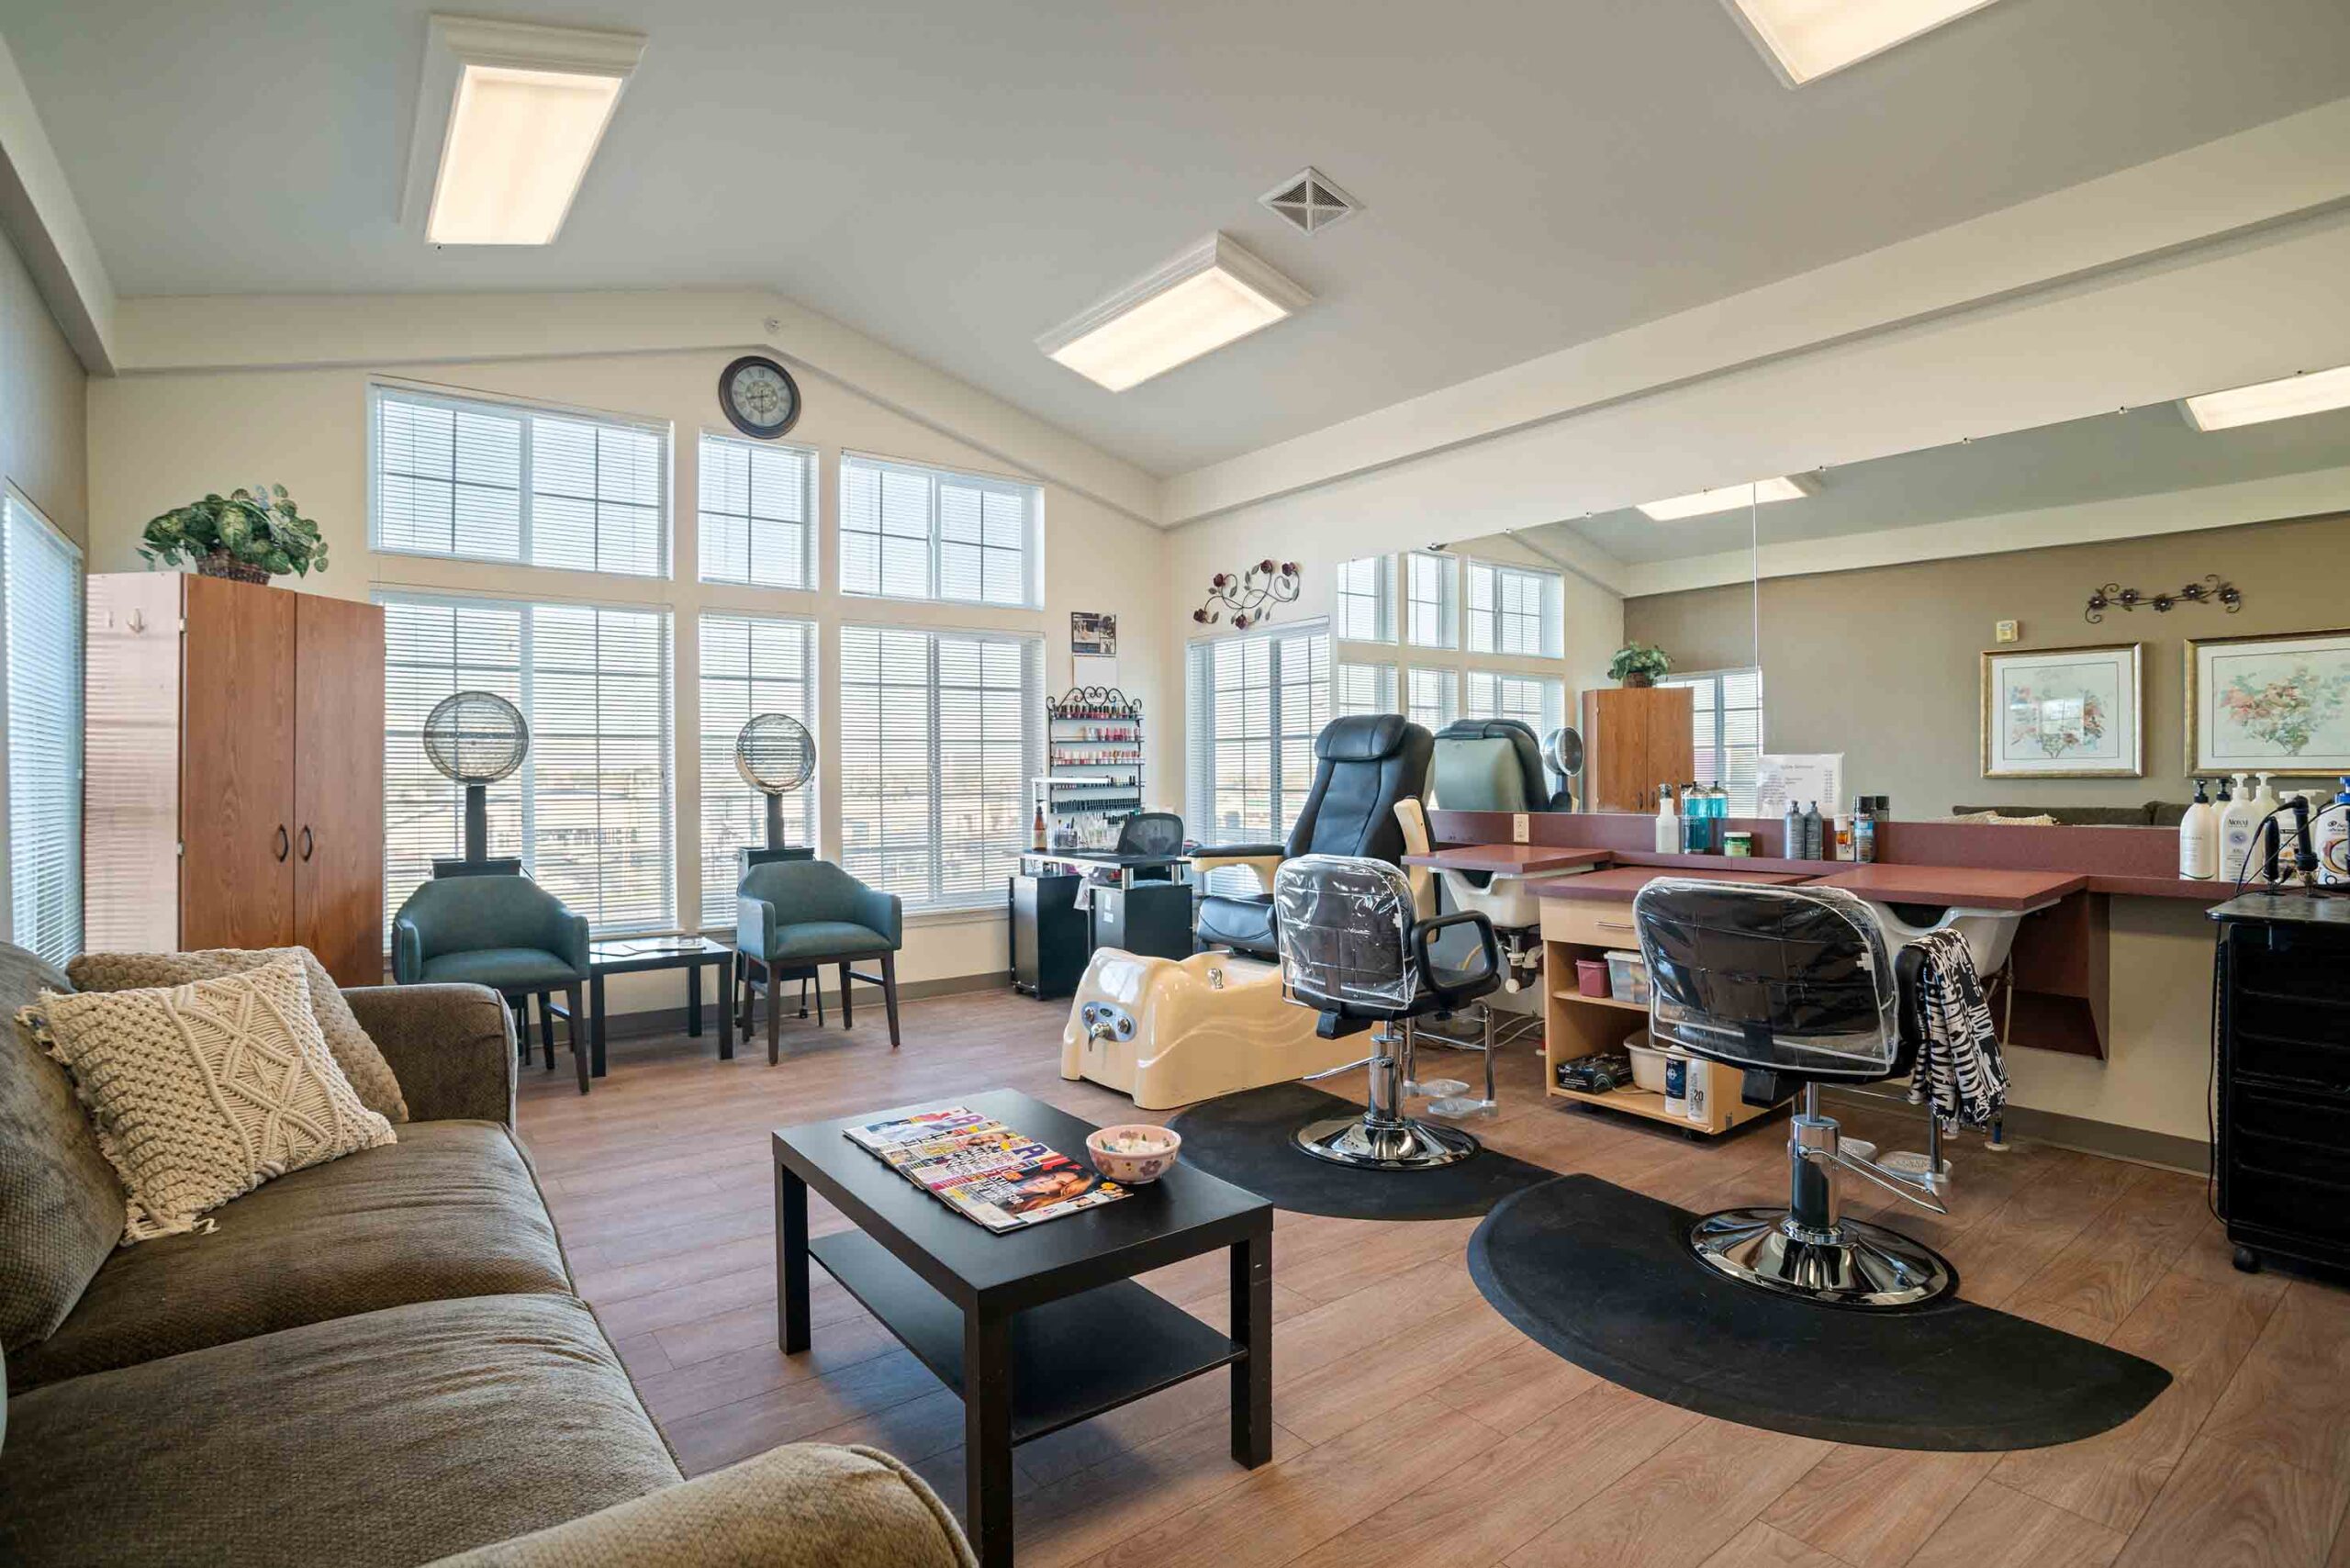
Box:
382;594;674;934
699;434;816;588
840;454;1040;608
371;385;668;577
1664;667;1765;813
1333;659;1398;718
1334;554;1395;643
2;495;83;966
1467;560;1563;657
1467;669;1565;734
1405;666;1458;733
838;625;1042;913
1186;627;1331;845
699;613;817;927
1406;552;1458;648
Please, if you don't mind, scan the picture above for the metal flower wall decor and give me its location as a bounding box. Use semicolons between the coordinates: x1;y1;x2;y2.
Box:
2085;573;2241;624
1192;559;1302;631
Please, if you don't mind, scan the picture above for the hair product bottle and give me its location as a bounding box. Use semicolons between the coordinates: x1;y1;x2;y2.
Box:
1852;796;1876;864
2180;778;2216;880
1783;800;1805;861
2220;773;2259;883
1801;801;1824;860
2318;778;2350;888
1655;784;1680;853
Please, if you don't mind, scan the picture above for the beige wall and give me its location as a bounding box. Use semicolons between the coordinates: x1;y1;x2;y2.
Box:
85;351;1169;1009
0;219;84;542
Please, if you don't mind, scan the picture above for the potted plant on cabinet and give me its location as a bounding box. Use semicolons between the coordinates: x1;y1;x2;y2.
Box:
140;485;329;583
1609;643;1671;688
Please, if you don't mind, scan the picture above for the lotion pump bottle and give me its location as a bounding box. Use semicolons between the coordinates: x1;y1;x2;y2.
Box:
1655;784;1680;853
2180;778;2216;879
2220;773;2258;882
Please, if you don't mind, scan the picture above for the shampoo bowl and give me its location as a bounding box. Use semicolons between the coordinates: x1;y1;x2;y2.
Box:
1856;899;2047;976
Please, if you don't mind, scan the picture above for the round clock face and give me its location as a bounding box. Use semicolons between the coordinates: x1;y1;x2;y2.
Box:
721;355;801;439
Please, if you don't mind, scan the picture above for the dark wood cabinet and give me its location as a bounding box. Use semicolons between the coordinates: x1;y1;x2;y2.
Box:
1579;686;1695;812
86;576;386;984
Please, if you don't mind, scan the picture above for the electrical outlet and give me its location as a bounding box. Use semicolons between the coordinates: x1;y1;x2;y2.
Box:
1512;812;1530;843
1995;619;2020;644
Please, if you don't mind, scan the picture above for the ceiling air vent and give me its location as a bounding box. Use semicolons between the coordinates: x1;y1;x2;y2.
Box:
1259;168;1360;235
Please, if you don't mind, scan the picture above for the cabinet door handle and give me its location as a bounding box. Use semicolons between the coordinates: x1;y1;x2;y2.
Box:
1595;918;1636;933
299;826;314;862
274;825;290;863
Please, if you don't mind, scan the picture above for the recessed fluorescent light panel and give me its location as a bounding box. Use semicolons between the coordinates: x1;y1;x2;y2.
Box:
403;16;646;246
1637;475;1818;521
1723;0;2007;86
1038;234;1313;392
2181;364;2350;432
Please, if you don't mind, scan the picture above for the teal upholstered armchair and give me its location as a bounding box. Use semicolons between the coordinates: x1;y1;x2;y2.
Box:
392;875;594;1093
735;859;903;1062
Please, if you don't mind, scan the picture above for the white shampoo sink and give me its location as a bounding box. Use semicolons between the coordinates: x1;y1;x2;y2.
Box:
1857;898;2047;976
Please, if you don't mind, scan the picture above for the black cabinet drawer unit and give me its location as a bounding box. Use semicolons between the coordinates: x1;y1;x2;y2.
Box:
2211;891;2350;1274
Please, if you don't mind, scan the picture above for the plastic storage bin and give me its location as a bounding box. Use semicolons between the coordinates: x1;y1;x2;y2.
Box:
1574;958;1610;997
1604;949;1651;1006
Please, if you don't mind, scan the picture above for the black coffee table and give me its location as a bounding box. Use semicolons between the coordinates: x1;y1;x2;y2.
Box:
772;1088;1273;1568
587;936;734;1075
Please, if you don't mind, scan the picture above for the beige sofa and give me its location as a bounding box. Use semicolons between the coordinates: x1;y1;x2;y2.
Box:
0;943;973;1567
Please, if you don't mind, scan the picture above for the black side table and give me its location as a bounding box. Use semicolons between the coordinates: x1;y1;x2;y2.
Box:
587;937;736;1075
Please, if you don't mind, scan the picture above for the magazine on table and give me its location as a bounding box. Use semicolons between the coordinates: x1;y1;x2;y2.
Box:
845;1107;1129;1232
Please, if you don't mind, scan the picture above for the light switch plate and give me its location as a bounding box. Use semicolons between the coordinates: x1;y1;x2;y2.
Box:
1995;619;2020;644
1512;812;1530;843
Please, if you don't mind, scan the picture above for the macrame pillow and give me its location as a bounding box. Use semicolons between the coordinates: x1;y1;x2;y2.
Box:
22;957;396;1243
68;948;408;1123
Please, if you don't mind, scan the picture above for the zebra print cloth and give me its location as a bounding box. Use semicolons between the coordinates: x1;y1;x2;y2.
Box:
1908;926;2009;1127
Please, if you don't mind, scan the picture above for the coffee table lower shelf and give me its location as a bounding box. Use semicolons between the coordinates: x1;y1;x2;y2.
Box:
808;1229;1243;1444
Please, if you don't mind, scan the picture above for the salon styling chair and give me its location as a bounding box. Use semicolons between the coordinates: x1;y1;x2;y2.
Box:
1192;714;1433;960
1632;878;1955;1308
1417;717;1556;991
1273;854;1502;1170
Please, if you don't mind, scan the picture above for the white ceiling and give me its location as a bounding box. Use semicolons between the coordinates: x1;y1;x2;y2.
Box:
10;0;2350;476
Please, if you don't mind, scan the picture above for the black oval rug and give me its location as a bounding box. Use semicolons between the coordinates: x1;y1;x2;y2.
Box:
1164;1081;1559;1220
1467;1174;2171;1450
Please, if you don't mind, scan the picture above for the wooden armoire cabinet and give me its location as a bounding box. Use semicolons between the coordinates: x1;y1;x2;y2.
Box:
84;574;386;984
1578;685;1695;813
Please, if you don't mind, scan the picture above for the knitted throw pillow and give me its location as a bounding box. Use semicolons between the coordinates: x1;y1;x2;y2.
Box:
68;948;408;1123
22;957;396;1243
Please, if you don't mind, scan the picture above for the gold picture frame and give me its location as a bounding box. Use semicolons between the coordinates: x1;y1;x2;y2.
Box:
2185;626;2350;777
1980;641;2143;778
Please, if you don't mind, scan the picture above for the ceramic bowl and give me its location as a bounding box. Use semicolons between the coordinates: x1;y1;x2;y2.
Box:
1086;1124;1181;1184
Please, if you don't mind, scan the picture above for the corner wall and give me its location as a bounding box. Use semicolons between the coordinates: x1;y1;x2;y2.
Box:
0;217;83;541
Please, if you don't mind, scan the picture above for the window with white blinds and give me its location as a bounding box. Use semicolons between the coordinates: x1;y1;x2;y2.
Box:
1334;554;1394;643
1333;659;1398;718
1662;667;1766;813
699;613;817;927
699;434;816;589
2;495;83;967
1467;560;1563;657
1406;552;1457;649
381;593;674;935
1467;669;1565;734
840;453;1040;608
838;624;1042;913
1185;627;1331;846
1405;666;1458;733
370;385;669;577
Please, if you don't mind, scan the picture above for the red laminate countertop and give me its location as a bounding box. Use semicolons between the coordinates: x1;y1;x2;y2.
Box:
1803;863;2086;911
1536;865;1816;902
1404;844;1611;875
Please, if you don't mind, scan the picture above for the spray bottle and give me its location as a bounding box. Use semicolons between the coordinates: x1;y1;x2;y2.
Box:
1654;783;1680;854
2179;778;2216;880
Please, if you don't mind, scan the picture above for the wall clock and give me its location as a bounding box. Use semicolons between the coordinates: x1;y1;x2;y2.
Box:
719;354;802;440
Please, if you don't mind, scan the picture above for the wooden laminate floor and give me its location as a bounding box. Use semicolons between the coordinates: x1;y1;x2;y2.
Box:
516;989;2350;1568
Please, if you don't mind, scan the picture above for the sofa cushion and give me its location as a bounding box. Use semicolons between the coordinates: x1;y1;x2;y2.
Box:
7;1120;570;1391
0;946;124;1354
0;1293;681;1568
420;947;580;990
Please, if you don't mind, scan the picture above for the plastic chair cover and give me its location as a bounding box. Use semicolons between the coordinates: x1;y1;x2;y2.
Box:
1274;854;1418;1014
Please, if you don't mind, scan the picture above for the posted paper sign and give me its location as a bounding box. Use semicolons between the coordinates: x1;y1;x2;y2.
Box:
1754;754;1844;818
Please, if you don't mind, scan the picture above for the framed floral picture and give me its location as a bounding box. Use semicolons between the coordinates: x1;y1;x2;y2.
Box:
1980;642;2143;778
2188;628;2350;777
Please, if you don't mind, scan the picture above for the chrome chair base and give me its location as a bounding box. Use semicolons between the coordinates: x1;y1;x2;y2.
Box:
1294;1114;1479;1170
1689;1207;1956;1308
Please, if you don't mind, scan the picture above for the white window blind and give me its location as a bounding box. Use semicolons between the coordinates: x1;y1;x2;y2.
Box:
699;433;816;588
381;594;674;935
1467;560;1563;657
1334;554;1395;643
1333;659;1398;718
1467;669;1565;734
840;453;1039;608
2;496;83;966
838;624;1042;913
699;613;817;927
1663;667;1766;813
1185;626;1330;846
1406;552;1458;649
1405;666;1458;733
371;385;668;577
